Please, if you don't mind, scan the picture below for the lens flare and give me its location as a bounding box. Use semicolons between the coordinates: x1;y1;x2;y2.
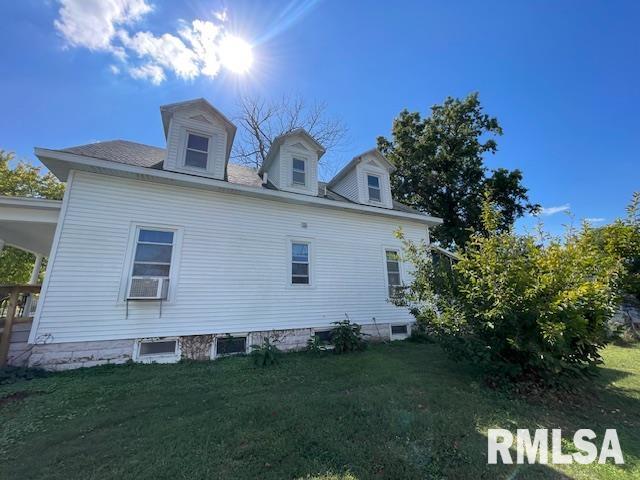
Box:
219;35;254;74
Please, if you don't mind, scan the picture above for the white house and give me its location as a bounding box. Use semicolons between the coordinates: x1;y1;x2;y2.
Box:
0;98;442;370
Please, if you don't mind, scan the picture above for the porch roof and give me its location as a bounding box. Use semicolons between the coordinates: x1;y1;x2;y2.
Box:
0;196;61;256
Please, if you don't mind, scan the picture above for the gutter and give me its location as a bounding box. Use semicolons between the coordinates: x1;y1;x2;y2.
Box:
34;148;443;226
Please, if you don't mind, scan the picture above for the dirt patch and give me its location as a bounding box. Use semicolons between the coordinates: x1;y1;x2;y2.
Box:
0;390;45;407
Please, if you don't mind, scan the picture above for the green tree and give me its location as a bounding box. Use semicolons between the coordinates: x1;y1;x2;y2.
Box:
378;93;538;249
587;192;640;301
0;150;65;284
397;196;624;386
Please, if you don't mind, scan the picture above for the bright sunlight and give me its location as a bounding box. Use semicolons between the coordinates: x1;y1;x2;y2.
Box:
219;35;254;74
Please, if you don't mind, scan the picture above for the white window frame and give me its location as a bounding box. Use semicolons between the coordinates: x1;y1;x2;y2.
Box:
383;247;403;300
288;238;314;287
133;337;181;363
120;224;183;303
292;157;307;187
211;333;249;358
182;129;212;170
367;174;382;203
390;323;410;340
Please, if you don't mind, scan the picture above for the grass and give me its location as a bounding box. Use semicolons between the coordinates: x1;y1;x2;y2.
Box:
1;342;639;479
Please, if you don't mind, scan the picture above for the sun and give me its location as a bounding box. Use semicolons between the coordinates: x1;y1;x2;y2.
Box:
219;35;254;74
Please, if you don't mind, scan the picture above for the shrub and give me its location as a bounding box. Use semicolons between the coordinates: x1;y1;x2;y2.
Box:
331;319;367;354
397;196;628;385
306;334;330;354
250;337;280;367
0;366;49;385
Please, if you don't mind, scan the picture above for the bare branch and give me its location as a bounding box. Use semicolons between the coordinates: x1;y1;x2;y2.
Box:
232;95;348;170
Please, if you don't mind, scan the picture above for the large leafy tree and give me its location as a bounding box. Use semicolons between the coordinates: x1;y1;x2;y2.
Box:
0;150;65;284
378;93;538;248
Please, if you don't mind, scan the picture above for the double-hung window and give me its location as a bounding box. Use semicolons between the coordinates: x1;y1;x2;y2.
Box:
367;174;381;202
291;242;310;285
385;249;402;298
292;158;306;186
185;133;209;169
129;229;174;298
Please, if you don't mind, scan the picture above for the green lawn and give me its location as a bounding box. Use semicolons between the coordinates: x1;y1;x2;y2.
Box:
1;342;639;479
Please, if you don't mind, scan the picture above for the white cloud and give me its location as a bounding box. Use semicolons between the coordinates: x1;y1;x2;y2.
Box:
54;0;247;84
129;63;165;84
55;0;152;51
585;217;606;223
119;30;200;80
538;204;571;216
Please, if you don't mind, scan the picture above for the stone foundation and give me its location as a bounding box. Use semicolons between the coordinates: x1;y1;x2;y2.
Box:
22;321;402;371
28;339;135;371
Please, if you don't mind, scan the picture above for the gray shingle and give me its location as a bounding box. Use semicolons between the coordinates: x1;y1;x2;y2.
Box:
57;140;425;215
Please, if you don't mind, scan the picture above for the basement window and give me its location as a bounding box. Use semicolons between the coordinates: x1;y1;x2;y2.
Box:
391;324;409;336
136;339;179;361
314;329;333;344
216;336;247;356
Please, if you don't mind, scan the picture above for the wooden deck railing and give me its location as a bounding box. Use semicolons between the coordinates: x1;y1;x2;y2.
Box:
0;285;41;367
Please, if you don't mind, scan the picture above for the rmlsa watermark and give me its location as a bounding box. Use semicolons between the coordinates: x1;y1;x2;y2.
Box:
488;429;624;465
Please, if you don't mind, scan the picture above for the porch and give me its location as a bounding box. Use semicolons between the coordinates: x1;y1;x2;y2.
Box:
0;195;62;366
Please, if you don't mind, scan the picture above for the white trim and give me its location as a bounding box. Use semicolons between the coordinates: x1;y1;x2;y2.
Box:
382;246;404;300
183;131;211;170
35;148;442;226
211;333;249;358
133;337;181;363
28;171;73;344
0;196;62;210
366;173;382;203
291;156;307;187
120;224;183;304
287;237;314;288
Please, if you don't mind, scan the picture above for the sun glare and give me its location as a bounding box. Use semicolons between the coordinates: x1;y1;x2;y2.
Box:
220;35;254;74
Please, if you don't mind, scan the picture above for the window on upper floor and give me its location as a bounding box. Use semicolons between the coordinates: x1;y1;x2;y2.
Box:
291;241;310;285
185;133;209;169
292;158;306;186
385;249;402;298
367;174;381;202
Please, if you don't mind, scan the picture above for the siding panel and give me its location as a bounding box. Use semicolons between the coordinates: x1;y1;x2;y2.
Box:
34;172;428;343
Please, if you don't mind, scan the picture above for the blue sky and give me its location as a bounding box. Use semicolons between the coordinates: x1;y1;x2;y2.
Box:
1;0;638;233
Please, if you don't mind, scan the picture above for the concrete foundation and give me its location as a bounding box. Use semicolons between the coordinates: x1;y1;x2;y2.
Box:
20;321;402;371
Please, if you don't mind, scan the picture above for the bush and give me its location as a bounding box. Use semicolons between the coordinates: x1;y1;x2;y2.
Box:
306;334;330;354
249;337;280;367
331;319;367;354
0;366;49;385
397;196;629;386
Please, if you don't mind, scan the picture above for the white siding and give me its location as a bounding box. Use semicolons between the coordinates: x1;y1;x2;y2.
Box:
331;152;394;209
164;108;228;180
268;135;319;196
33;171;427;343
331;167;359;202
265;151;282;189
356;157;393;209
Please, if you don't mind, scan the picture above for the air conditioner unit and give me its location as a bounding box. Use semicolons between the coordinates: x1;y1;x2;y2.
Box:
128;277;169;300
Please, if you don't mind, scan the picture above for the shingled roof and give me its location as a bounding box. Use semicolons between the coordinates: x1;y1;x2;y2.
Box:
56;140;424;214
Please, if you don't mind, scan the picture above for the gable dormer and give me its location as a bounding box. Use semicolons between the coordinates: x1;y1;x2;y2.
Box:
160;99;236;180
258;129;325;196
327;149;396;209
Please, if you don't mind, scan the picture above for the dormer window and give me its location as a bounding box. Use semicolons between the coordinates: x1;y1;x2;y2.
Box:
185;133;209;169
367;174;381;202
292;158;306;186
